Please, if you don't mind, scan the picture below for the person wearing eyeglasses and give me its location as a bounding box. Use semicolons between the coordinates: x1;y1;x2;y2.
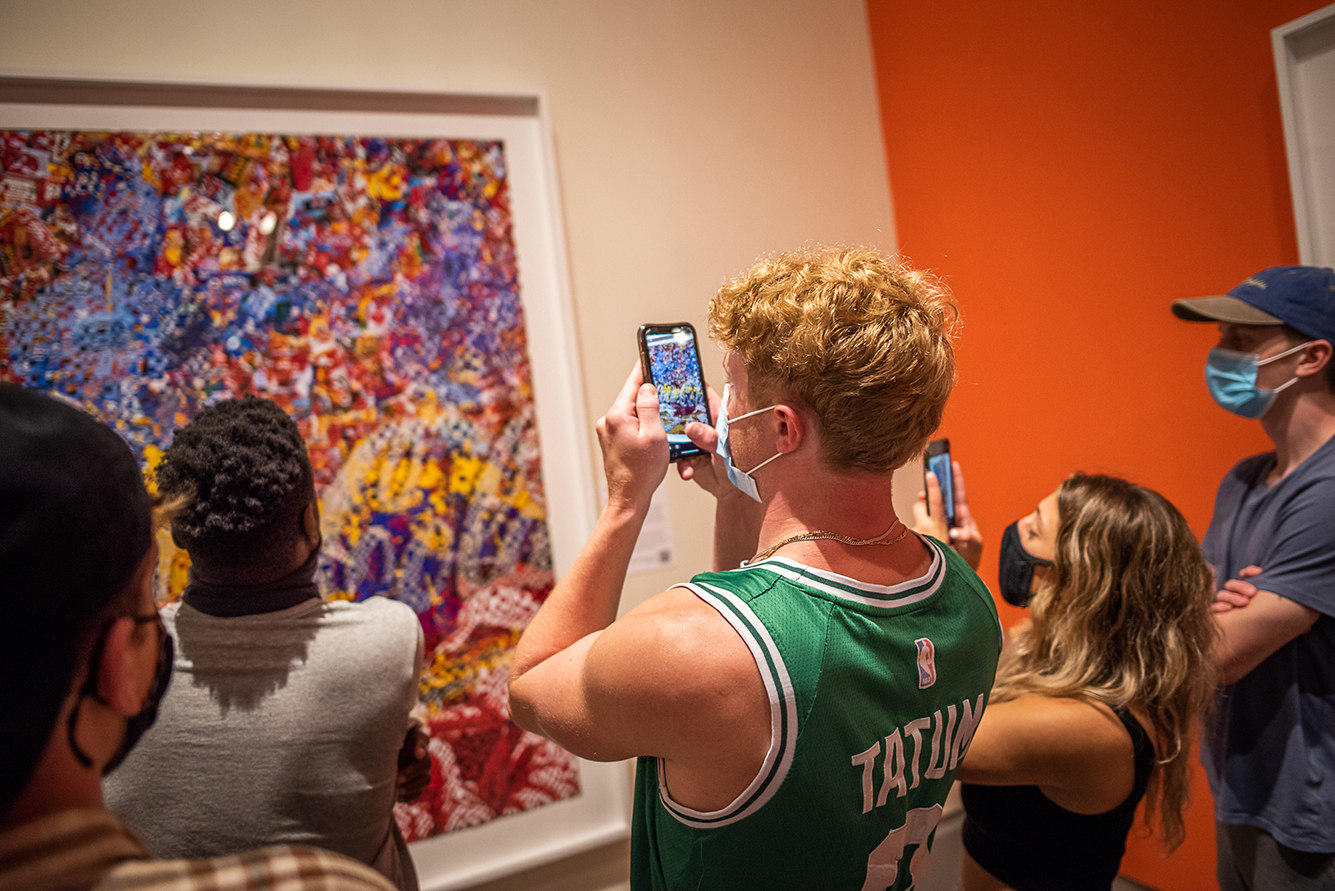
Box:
0;383;397;891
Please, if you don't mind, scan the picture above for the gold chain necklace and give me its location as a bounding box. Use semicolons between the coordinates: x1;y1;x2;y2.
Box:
749;519;910;564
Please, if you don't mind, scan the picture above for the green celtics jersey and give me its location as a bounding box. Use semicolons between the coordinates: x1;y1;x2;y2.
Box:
630;536;1002;891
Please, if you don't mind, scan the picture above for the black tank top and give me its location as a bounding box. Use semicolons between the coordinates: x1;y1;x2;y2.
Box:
959;706;1156;891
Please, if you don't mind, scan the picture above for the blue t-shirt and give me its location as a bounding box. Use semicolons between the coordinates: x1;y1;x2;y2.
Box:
1201;434;1335;853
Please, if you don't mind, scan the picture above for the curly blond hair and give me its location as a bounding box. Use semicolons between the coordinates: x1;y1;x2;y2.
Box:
708;246;957;473
991;473;1218;851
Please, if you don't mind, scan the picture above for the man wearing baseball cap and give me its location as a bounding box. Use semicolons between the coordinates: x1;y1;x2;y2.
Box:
1172;265;1335;890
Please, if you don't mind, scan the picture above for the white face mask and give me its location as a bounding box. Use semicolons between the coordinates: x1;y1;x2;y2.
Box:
715;384;782;501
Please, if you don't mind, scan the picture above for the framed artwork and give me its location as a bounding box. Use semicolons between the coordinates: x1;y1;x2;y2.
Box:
0;78;626;890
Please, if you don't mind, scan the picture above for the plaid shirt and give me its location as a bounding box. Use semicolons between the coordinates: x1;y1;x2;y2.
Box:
0;809;397;891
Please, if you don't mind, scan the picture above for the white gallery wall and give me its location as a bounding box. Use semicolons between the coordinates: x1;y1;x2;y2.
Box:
0;0;908;625
0;2;903;888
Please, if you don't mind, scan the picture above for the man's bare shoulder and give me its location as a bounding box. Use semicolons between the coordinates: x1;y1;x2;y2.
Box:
596;585;761;699
507;583;769;764
582;585;767;759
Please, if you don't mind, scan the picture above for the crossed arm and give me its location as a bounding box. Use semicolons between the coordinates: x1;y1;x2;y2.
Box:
1210;568;1319;684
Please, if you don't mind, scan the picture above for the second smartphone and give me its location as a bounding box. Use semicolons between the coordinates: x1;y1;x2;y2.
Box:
923;438;957;528
638;323;712;460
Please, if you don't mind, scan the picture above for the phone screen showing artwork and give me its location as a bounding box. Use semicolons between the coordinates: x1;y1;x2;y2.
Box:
639;323;711;460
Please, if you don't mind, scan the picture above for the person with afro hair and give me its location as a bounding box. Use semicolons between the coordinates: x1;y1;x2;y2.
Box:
0;384;397;891
104;397;427;891
156;396;321;585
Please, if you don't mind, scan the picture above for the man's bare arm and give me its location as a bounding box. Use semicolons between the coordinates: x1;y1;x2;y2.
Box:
1213;590;1319;684
510;588;765;766
510;366;666;684
510;367;769;800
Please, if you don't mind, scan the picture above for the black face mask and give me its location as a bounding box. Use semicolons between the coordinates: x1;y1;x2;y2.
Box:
67;612;174;774
998;521;1054;607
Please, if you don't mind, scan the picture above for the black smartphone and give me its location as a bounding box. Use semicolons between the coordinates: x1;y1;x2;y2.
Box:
923;438;956;528
638;323;711;460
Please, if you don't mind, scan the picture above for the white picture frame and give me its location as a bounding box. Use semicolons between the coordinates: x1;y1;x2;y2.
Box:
0;77;628;891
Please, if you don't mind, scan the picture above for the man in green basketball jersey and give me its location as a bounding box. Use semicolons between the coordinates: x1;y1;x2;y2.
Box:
510;246;1002;891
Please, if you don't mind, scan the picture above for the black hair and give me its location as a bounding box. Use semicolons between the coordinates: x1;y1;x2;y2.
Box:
157;397;314;581
0;384;152;813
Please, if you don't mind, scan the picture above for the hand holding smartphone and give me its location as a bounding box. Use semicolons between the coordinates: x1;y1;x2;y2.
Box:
923;438;956;528
638;323;712;460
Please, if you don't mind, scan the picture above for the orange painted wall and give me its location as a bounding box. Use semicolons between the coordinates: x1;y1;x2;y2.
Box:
865;1;1326;888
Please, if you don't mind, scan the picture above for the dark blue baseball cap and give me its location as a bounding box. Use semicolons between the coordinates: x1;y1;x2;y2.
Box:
1172;266;1335;343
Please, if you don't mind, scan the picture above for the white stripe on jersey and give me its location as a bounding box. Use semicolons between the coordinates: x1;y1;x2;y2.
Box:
740;537;946;609
655;581;798;829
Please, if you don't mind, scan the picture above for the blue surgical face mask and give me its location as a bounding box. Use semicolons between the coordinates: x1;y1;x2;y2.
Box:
1205;341;1311;419
716;384;781;502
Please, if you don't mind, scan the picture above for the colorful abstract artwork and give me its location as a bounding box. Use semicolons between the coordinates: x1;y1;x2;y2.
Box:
0;127;577;840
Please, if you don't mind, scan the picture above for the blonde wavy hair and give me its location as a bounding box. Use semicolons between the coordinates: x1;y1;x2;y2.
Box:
991;473;1217;850
708;245;957;474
